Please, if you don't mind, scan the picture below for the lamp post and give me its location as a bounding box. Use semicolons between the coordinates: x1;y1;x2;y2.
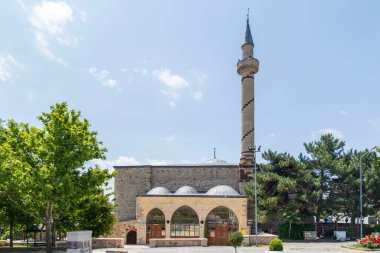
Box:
249;145;261;246
358;146;378;238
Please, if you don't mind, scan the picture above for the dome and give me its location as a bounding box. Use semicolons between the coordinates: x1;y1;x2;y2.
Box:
147;187;171;195
175;186;198;195
201;158;229;165
206;185;240;196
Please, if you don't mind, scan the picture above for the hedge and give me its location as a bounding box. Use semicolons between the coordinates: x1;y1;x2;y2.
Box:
279;223;315;240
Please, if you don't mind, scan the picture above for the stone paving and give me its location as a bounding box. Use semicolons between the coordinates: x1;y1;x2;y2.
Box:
93;242;360;253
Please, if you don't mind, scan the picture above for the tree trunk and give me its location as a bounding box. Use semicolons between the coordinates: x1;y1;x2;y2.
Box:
9;214;14;248
52;221;56;247
351;216;356;226
316;210;321;237
45;202;53;253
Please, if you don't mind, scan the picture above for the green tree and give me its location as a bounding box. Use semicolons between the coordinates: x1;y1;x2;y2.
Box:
1;103;115;253
360;151;380;218
76;192;116;237
246;151;314;232
330;150;360;223
31;102;114;253
0;120;39;247
301;134;345;233
229;231;243;253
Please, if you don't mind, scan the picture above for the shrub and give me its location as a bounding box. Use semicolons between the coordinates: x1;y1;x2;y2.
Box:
279;223;315;240
373;225;380;233
229;231;244;253
269;238;284;251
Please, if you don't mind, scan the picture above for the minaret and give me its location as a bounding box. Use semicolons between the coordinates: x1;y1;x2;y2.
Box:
237;13;259;170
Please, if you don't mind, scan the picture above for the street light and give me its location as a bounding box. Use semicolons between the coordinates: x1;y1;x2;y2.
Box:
249;145;261;247
357;146;378;238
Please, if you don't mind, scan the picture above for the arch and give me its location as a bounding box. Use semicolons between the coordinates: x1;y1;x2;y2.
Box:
170;205;200;238
146;208;166;243
205;206;239;245
126;230;137;244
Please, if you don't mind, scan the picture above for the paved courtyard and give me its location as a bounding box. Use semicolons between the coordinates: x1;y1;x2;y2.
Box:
93;242;360;253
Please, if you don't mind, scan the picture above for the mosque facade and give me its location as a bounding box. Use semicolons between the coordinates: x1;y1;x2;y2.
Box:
110;16;259;246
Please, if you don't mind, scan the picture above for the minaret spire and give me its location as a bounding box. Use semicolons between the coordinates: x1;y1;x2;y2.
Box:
237;13;259;168
244;8;254;46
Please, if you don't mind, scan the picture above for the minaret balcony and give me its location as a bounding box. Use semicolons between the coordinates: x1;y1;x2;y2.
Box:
237;58;259;75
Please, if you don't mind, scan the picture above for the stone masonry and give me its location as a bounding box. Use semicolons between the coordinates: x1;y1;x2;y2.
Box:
136;195;247;244
114;165;240;221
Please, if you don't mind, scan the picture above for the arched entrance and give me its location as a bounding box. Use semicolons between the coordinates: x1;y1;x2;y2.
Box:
171;206;199;238
126;230;137;244
205;206;239;245
146;208;165;243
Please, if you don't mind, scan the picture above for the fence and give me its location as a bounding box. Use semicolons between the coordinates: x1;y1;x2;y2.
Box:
318;223;373;239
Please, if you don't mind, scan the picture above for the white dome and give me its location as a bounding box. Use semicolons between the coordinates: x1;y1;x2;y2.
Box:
175;186;198;195
206;185;240;196
147;187;171;195
201;158;228;165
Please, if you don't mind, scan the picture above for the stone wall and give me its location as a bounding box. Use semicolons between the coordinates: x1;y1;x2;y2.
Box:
107;220;137;240
92;238;124;249
243;233;278;245
115;165;239;221
115;167;151;221
135;195;247;244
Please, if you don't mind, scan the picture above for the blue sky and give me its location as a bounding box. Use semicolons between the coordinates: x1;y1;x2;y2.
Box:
1;0;379;167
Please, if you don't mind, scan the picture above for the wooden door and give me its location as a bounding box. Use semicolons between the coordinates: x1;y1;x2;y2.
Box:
215;225;229;245
150;224;163;239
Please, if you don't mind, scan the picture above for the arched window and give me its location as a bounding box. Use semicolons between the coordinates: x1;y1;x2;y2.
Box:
206;206;239;245
146;208;165;242
170;206;199;238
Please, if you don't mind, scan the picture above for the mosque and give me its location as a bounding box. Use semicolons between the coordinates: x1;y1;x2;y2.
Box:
109;15;259;246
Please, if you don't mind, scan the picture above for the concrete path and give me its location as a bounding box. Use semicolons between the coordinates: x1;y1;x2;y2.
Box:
93;242;359;253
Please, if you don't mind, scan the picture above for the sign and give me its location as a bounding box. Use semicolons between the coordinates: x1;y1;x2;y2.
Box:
67;231;92;253
241;228;247;235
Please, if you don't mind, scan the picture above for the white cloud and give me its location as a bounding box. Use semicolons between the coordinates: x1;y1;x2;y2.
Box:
92;156;141;170
93;156;172;168
312;128;344;139
79;10;87;23
23;0;79;64
0;54;22;82
339;110;348;115
121;67;128;72
88;67;119;88
192;91;203;101
29;1;73;35
153;68;188;89
34;31;66;64
142;68;147;75
180;159;197;165
153;68;190;106
147;159;171;166
269;133;276;138
164;134;176;142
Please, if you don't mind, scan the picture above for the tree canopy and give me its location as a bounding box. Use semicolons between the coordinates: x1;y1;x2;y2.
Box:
245;134;380;238
0;103;116;253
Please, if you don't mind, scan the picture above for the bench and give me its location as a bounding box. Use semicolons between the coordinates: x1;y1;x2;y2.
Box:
149;238;208;247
